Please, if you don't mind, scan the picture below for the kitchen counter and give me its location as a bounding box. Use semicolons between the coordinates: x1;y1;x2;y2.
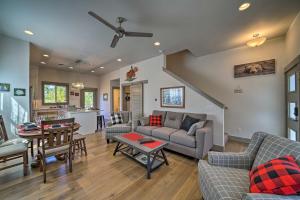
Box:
65;110;98;135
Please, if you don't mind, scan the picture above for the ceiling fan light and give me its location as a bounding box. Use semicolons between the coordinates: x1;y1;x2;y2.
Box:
246;36;267;47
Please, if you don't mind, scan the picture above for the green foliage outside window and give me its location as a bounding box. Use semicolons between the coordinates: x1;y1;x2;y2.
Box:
43;83;68;104
84;92;94;108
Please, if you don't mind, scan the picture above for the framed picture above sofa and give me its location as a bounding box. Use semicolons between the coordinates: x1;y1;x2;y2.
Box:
160;86;185;108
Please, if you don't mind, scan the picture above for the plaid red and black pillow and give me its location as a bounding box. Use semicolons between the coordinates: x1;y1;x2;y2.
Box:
249;155;300;195
149;115;162;126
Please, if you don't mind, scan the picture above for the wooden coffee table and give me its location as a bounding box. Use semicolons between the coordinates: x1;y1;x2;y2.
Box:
113;132;169;179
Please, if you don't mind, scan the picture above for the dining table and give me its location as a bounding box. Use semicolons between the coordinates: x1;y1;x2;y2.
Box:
16;122;80;167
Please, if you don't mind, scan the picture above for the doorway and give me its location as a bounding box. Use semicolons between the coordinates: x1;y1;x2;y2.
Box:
80;88;97;109
112;87;120;112
285;55;300;142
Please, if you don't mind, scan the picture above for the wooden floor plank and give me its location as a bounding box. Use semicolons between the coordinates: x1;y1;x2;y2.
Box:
0;132;246;200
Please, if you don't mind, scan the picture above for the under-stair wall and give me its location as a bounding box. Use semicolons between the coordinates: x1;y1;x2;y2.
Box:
165;37;288;140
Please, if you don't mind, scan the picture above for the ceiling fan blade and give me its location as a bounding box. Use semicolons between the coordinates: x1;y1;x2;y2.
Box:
110;35;119;48
124;31;153;37
88;11;119;33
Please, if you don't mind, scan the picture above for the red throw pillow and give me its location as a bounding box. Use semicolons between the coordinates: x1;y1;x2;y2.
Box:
249;155;300;195
149;115;162;126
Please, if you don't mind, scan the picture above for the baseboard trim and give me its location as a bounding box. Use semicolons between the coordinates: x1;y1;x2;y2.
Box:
212;145;225;152
229;135;250;144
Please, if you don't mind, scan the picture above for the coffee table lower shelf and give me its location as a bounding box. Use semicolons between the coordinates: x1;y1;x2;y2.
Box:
113;142;169;179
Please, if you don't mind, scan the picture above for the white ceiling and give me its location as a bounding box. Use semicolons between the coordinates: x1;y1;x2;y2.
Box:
0;0;299;75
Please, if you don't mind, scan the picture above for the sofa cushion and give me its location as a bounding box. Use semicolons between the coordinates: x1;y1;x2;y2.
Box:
198;160;250;200
164;111;183;129
149;115;162;126
136;126;159;136
180;115;199;132
106;124;131;133
187;121;206;136
252;135;300;169
183;113;207;121
110;113;123;125
152;127;177;140
170;130;196;148
152;110;167;124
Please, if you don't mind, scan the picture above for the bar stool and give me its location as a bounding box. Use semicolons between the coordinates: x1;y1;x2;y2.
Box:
72;134;87;159
97;115;105;130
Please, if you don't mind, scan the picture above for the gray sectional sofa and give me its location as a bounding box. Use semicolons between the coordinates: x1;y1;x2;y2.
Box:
198;132;300;200
136;110;213;159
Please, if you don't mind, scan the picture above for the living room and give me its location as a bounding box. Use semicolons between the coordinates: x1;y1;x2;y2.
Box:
1;0;300;199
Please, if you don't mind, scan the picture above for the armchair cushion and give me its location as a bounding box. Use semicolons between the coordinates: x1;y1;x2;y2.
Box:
242;193;300;200
105;124;132;133
0;143;27;157
198;160;250;200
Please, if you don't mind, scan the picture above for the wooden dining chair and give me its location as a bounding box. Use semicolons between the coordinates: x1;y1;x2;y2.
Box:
38;118;75;183
0;115;29;176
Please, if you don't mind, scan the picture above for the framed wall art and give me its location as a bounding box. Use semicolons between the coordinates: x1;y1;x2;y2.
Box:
160;86;185;108
14;88;26;96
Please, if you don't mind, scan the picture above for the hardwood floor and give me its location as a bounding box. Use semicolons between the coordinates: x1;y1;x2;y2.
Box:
0;132;247;200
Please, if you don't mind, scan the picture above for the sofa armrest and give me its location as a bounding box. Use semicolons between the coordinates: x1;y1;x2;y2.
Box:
195;120;213;159
242;193;300;200
208;151;253;170
107;121;113;127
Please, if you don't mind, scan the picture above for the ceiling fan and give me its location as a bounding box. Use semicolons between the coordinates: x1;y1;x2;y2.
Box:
88;11;153;48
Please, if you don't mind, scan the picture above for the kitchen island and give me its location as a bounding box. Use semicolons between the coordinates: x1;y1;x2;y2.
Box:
65;110;98;135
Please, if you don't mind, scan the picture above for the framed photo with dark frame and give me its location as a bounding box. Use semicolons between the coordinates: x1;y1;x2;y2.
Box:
0;83;10;92
14;88;26;96
160;86;185;108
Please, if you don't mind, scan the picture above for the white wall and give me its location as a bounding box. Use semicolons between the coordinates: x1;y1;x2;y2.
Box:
33;67;100;108
167;38;288;139
99;55;225;146
0;34;30;137
286;11;300;62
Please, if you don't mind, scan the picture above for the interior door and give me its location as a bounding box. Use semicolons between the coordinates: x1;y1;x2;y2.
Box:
286;67;300;141
130;83;143;128
112;87;120;112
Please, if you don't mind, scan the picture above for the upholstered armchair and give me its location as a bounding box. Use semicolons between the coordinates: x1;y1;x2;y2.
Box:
105;111;132;143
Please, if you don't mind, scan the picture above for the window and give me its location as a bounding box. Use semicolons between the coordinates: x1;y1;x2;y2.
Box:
42;82;69;105
288;128;297;141
80;88;97;109
288;73;296;92
288;102;297;120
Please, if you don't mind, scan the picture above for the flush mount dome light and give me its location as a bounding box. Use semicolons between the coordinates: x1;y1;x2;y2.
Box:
24;30;34;35
71;82;84;89
239;2;251;11
43;54;49;58
117;58;122;62
100;66;104;69
246;33;267;47
40;61;46;64
91;70;95;73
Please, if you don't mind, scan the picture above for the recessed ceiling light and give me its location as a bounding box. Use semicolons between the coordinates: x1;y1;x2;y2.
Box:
91;70;95;73
43;54;49;58
239;2;251;11
68;66;73;69
117;58;122;62
100;66;104;69
154;42;160;46
24;30;34;35
40;61;46;65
